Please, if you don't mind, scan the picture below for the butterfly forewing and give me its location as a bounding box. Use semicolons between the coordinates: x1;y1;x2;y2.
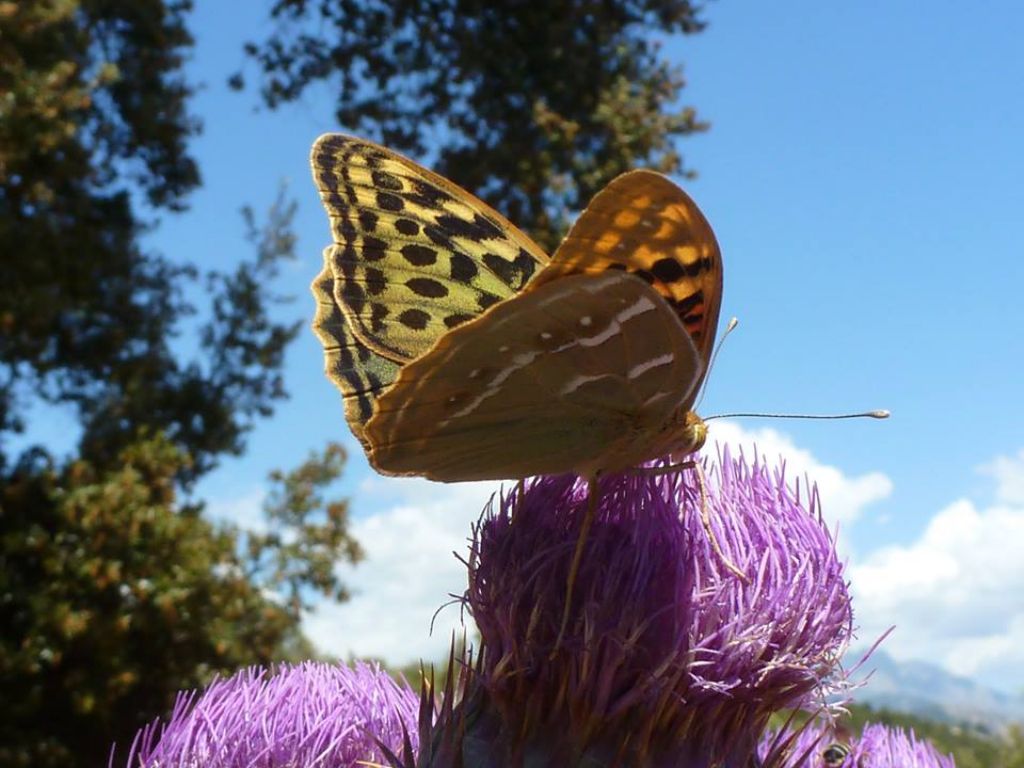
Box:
364;272;704;481
312;246;400;446
532;170;722;370
311;134;550;362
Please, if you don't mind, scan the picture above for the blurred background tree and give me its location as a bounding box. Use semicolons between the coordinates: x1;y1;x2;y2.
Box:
1;0;710;765
234;0;709;251
0;2;359;765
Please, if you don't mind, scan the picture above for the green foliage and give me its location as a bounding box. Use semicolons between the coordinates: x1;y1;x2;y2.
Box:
236;0;709;250
1002;725;1024;768
243;441;364;614
1;4;346;764
0;436;360;767
0;0;300;482
1;0;198;442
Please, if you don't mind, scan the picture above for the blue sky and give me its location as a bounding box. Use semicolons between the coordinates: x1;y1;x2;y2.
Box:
23;3;1024;693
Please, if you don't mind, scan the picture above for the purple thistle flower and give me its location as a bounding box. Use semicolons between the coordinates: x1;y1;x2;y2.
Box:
850;724;956;768
759;721;956;767
757;718;836;767
441;449;854;767
120;661;418;767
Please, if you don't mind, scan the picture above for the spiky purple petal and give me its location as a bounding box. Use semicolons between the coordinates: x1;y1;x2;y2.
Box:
851;724;956;768
760;721;956;767
121;661;418;767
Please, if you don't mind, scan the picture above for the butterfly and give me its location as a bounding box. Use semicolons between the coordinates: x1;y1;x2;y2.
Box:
310;133;722;483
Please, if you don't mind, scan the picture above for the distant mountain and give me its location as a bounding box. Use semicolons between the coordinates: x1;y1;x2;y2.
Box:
849;648;1024;731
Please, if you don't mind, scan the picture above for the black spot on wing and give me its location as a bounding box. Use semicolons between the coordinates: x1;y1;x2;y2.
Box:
369;302;389;333
401;244;438;266
650;257;686;283
472;213;503;240
434;213;481;240
478;291;501;310
364;267;386;296
362;236;387;262
672;291;702;317
449;253;479;284
358;211;378;233
405;178;452;208
371;169;403;191
444;313;474;328
407;278;449;298
398;308;431;330
377;192;403;212
432;212;505;242
423;225;453;249
395;218;419;236
339;270;367;315
482;248;538;291
355;342;374;364
329;207;359;245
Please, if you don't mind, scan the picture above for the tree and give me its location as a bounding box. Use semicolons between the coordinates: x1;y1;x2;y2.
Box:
1;3;360;766
0;0;294;482
999;724;1024;768
235;0;709;250
0;436;360;766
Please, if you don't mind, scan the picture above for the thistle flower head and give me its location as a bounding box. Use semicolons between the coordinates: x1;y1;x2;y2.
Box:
760;721;956;767
450;449;854;766
121;661;418;767
850;724;956;768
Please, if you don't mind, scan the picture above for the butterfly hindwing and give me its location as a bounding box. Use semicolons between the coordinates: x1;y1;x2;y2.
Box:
364;272;704;481
311;134;550;361
532;170;722;377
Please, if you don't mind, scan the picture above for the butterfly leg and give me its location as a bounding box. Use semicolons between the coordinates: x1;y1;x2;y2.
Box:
634;461;749;583
693;461;748;582
554;474;598;652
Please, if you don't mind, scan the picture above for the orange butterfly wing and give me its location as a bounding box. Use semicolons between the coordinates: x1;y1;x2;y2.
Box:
529;170;722;395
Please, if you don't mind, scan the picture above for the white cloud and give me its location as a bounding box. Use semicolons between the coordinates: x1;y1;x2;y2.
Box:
849;481;1024;692
978;448;1024;505
303;476;503;666
204;487;267;531
707;421;893;527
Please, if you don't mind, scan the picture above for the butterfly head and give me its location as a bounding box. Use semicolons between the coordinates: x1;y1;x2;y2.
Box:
678;409;708;455
650;408;708;466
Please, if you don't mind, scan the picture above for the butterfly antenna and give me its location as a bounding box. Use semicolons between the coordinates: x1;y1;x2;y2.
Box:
695;316;739;411
705;410;890;421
